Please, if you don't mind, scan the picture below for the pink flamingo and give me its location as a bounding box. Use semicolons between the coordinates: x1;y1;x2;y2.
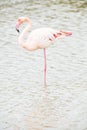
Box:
16;17;72;86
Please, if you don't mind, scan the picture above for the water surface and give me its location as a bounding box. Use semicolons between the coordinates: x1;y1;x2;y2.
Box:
0;0;87;130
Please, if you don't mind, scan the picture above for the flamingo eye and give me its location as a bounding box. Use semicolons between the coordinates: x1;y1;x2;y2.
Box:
18;19;21;22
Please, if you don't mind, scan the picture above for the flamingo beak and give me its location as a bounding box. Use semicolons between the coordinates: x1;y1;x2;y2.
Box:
16;22;20;33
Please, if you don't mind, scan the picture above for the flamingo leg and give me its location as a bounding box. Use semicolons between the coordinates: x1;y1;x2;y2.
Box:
44;48;47;87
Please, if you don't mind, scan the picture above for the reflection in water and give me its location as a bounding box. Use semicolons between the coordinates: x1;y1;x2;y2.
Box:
0;0;87;130
25;96;57;130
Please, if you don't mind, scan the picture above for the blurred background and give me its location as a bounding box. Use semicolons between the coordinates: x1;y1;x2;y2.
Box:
0;0;87;130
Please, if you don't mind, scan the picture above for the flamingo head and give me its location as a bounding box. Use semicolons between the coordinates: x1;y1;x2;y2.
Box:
16;17;30;33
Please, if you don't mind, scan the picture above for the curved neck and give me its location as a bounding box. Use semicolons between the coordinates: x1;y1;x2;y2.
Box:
18;21;31;46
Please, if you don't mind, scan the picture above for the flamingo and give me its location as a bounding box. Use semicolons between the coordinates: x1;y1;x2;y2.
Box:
15;17;72;86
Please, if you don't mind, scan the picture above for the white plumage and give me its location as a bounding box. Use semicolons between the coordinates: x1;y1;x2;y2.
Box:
26;27;58;50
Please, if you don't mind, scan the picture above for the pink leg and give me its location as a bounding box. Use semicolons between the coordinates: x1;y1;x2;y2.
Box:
44;48;47;87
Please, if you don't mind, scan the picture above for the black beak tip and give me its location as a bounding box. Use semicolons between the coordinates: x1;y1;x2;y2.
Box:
16;29;20;33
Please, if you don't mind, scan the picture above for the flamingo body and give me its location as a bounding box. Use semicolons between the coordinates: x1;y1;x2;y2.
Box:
26;27;60;51
16;17;72;86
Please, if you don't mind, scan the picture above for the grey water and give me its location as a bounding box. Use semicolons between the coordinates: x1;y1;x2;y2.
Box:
0;0;87;130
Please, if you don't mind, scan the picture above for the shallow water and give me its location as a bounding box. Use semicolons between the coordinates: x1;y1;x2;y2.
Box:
0;0;87;130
